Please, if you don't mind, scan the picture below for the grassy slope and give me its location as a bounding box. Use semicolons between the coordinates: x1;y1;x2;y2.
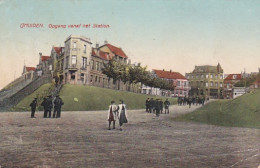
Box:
13;84;176;111
175;89;260;128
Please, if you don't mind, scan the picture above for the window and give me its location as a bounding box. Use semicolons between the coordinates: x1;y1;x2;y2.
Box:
65;56;69;68
95;76;98;82
233;75;237;79
220;83;223;87
81;73;84;81
84;44;86;53
215;74;218;78
82;57;87;69
215;82;218;87
205;82;208;87
91;60;94;70
90;75;93;82
73;42;77;48
201;74;204;78
71;55;77;66
96;62;99;71
71;72;75;80
206;74;209;78
210;81;213;87
210;74;213;78
196;75;199;79
177;81;180;86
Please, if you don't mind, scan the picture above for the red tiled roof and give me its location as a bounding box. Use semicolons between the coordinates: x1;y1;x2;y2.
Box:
224;74;242;80
99;51;110;60
106;43;128;58
92;49;110;61
41;56;50;61
26;67;36;72
153;70;187;80
53;47;64;55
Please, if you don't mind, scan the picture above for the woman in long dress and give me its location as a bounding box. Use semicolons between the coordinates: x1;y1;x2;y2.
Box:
107;101;118;130
117;100;128;131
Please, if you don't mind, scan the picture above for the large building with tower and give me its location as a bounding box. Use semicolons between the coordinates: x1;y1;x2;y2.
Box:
185;63;224;98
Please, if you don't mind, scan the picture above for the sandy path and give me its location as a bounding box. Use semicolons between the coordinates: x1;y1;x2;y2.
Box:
0;103;259;168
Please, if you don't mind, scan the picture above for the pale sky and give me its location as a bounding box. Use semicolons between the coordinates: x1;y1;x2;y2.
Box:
0;0;260;89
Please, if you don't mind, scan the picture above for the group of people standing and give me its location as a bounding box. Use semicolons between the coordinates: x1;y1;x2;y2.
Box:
177;96;208;108
108;100;128;131
30;95;64;118
145;98;170;117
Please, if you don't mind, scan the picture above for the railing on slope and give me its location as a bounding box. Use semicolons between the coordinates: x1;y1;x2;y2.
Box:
0;74;52;111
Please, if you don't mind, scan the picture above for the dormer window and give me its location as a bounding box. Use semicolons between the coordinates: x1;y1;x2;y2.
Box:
233;75;237;79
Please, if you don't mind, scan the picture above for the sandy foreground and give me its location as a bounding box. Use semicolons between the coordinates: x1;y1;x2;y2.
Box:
0;104;259;168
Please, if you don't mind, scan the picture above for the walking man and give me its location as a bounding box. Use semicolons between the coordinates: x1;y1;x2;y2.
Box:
30;98;38;118
118;100;128;131
107;101;118;130
47;95;53;118
53;95;64;118
145;98;150;112
155;99;160;117
41;97;48;118
164;99;170;114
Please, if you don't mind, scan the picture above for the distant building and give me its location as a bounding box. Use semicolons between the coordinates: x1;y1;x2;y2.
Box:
233;87;246;99
141;69;190;97
185;63;224;98
250;75;260;89
36;53;51;76
22;66;36;80
51;46;65;83
63;35;92;84
223;74;242;99
141;85;162;96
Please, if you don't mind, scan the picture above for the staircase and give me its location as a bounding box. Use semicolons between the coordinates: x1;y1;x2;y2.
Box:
0;74;52;111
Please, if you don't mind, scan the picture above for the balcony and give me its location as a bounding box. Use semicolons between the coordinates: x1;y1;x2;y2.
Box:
66;64;78;70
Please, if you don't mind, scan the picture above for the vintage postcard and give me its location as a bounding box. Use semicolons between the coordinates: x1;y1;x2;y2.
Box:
0;0;259;168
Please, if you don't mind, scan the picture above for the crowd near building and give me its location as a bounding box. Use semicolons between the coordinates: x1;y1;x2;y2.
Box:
20;35;260;99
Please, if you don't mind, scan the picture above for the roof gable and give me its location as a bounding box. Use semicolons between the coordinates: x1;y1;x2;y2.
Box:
53;47;64;55
153;69;186;80
105;43;128;58
26;67;36;72
41;56;50;61
224;74;242;80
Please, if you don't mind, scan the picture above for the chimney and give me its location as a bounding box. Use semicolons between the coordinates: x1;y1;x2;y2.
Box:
163;69;164;71
170;69;172;72
96;43;99;48
104;40;108;44
39;52;42;57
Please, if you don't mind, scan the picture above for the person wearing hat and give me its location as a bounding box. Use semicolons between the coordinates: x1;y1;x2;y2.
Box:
164;99;170;114
107;100;118;130
30;98;38;118
117;100;128;131
47;95;53;118
53;95;64;118
41;97;48;118
155;99;160;117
